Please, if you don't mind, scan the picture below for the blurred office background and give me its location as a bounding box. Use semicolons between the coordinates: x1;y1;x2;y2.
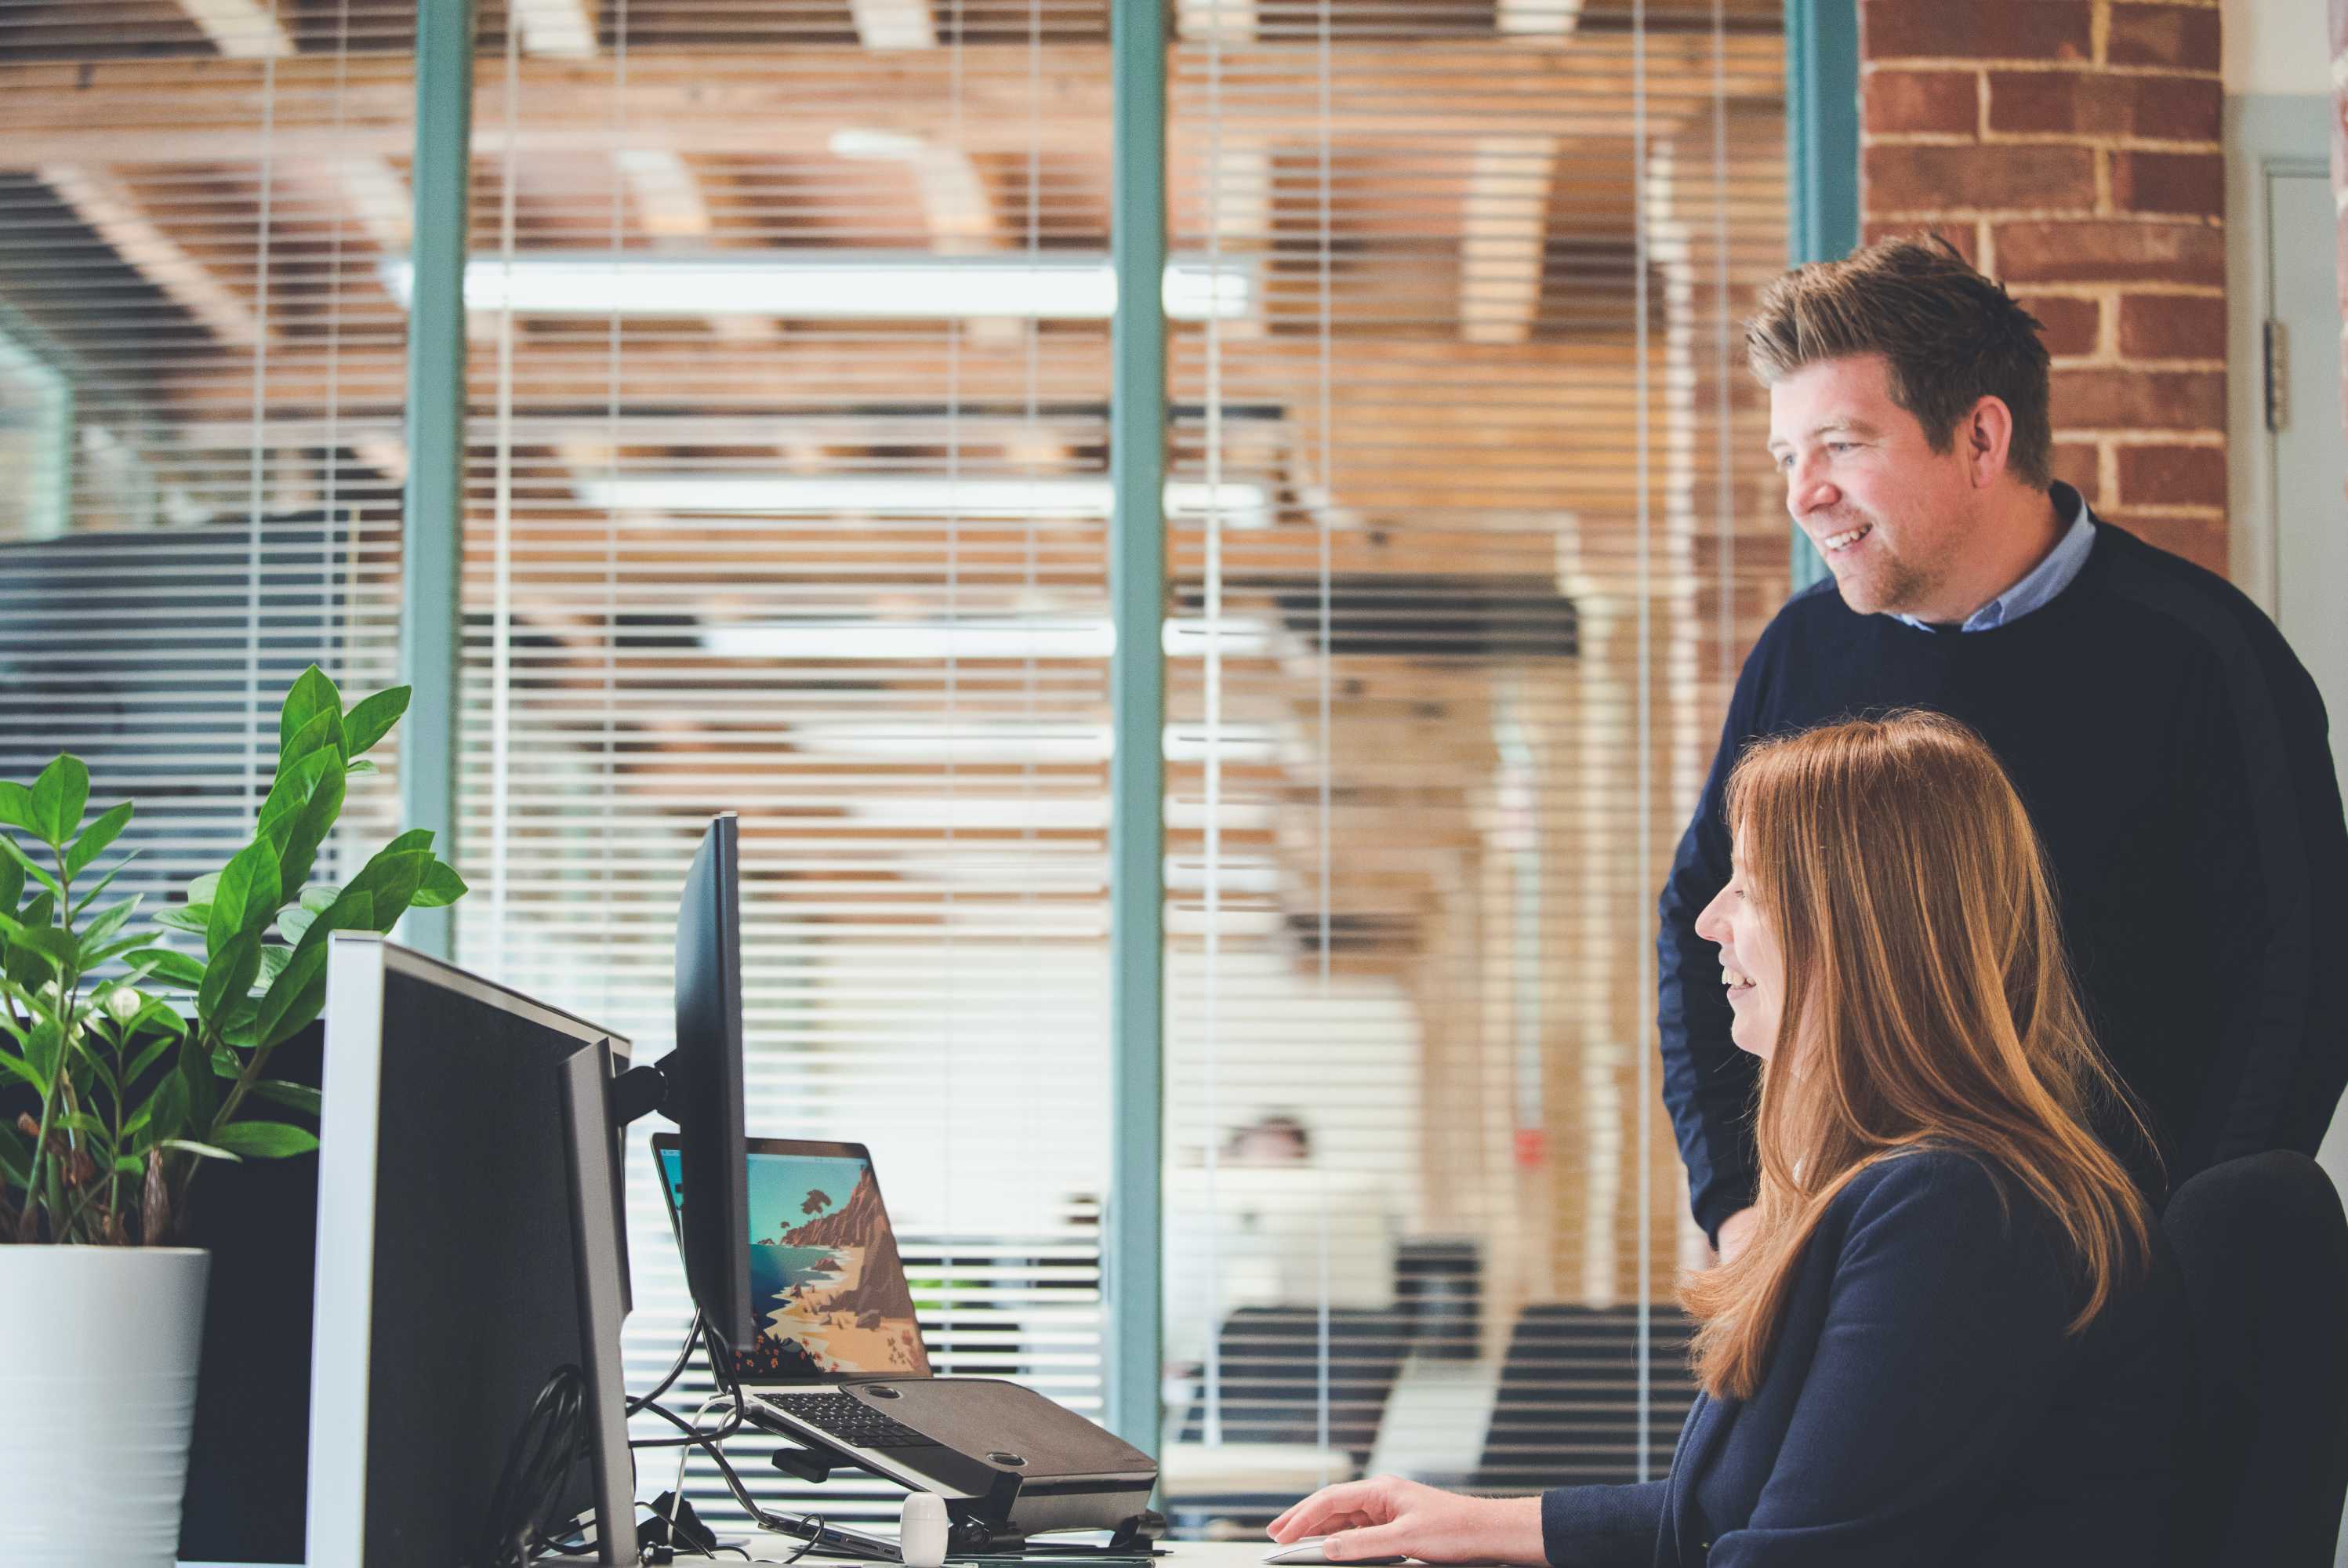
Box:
0;0;2337;1544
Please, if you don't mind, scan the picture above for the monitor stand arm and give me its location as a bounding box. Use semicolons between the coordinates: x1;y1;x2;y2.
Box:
608;1062;670;1127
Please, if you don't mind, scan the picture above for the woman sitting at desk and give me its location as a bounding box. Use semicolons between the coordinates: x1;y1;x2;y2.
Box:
1268;712;2189;1568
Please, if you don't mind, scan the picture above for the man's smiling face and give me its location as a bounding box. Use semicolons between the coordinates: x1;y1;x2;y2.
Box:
1767;352;1981;619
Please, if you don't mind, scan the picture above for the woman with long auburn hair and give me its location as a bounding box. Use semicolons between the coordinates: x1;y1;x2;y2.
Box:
1266;712;2190;1568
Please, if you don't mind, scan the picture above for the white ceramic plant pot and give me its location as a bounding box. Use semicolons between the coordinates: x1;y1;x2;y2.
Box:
0;1245;211;1568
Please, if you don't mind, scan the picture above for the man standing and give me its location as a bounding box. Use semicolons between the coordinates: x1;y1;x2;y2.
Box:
1659;235;2348;1259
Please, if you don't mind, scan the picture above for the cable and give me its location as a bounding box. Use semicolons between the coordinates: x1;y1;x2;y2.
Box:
625;1317;844;1553
628;1310;705;1417
476;1363;589;1568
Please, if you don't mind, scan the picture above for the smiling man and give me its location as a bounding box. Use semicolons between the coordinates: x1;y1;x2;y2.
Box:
1658;234;2348;1262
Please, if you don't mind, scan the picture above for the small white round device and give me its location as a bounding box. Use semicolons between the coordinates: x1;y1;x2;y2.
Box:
898;1491;949;1568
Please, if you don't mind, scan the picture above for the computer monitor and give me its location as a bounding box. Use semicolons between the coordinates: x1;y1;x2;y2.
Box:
670;814;755;1348
609;814;756;1350
308;935;637;1566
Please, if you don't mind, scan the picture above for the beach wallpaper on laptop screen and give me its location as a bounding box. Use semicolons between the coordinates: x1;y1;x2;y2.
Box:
659;1148;931;1381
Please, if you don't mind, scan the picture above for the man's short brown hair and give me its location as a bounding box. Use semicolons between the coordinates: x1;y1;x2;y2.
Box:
1745;234;2054;490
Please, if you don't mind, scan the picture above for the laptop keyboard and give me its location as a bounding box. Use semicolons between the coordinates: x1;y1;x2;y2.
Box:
764;1392;934;1449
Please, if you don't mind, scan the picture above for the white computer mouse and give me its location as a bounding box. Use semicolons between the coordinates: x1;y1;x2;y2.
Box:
1262;1535;1408;1566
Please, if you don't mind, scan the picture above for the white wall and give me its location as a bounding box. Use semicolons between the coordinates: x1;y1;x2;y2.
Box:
2223;0;2333;96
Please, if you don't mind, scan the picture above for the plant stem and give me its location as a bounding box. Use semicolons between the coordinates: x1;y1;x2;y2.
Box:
21;852;73;1242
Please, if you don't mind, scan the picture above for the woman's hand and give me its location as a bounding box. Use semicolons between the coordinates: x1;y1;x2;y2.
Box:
1266;1475;1546;1565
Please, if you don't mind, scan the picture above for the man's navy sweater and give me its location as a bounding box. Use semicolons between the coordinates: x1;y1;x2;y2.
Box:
1658;490;2348;1238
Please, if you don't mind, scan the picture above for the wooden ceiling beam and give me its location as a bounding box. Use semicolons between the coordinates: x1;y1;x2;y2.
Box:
611;148;778;340
1458;136;1558;346
175;0;296;60
0;40;1782;168
40;165;275;349
510;0;600;58
849;0;938;51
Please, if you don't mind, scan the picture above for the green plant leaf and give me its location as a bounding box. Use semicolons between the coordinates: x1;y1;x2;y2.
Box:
249;1079;322;1116
344;758;378;776
409;858;470;909
4;892;54;991
272;764;346;906
206;836;281;956
82;934;152;969
8;923;74;977
253;887;373;1051
185;871;222;907
220;1007;261;1051
211;1120;318;1159
73;1047;118;1102
0;781;38;835
382;827;435;856
278;667;343;758
130;998;188;1040
80;895;140;953
56;1109;111;1142
122;946;207;991
113;1153;144;1175
29;754;89;848
277;904;318;945
145;1068;189;1146
256;944;292;987
341;685;411;759
161;1138;241;1163
0;835;62;902
0;1047;46;1098
70;856;135;917
24;1018;63;1084
0;849;22;915
345;844;430;926
0;1120;30;1186
197;931;261;1027
125;1030;176;1086
255;743;336;845
177;1029;220;1131
154;902;211;936
63;800;132;880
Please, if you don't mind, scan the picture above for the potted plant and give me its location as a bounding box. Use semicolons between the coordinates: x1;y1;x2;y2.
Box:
0;665;465;1568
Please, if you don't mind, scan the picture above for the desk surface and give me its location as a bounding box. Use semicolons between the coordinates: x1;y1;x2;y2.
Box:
186;1540;1306;1568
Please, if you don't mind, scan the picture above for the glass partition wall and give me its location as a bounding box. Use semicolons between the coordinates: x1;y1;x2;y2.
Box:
1158;0;1789;1520
0;0;1788;1534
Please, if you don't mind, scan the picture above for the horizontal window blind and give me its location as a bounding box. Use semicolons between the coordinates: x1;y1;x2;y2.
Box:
1162;0;1789;1519
451;0;1118;1527
0;0;409;917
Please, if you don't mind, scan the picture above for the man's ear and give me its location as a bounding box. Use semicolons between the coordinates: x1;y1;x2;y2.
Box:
1963;395;2015;488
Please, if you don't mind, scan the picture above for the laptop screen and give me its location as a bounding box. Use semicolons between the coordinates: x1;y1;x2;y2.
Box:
655;1140;932;1382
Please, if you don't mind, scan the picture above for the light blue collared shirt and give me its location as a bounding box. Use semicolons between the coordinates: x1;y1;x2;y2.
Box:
1896;486;2097;633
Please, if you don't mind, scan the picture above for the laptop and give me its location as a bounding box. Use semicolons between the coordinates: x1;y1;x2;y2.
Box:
649;1133;978;1494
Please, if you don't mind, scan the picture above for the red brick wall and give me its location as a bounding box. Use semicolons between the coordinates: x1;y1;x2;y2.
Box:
1859;0;2228;575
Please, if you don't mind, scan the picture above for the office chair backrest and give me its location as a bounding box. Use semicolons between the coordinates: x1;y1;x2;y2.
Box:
1474;1304;1697;1491
2161;1151;2348;1568
1176;1306;1412;1466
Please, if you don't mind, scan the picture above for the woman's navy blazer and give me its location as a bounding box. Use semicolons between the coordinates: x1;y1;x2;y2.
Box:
1539;1149;2189;1568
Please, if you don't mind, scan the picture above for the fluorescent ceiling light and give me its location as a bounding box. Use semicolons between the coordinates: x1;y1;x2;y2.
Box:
782;722;1288;764
1162;724;1287;764
575;474;1271;525
378;252;1254;321
1163;617;1277;658
786;723;1116;762
846;797;1113;829
703;619;1116;661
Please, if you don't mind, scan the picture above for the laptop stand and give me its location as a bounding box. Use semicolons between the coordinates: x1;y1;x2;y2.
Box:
750;1411;1167;1559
